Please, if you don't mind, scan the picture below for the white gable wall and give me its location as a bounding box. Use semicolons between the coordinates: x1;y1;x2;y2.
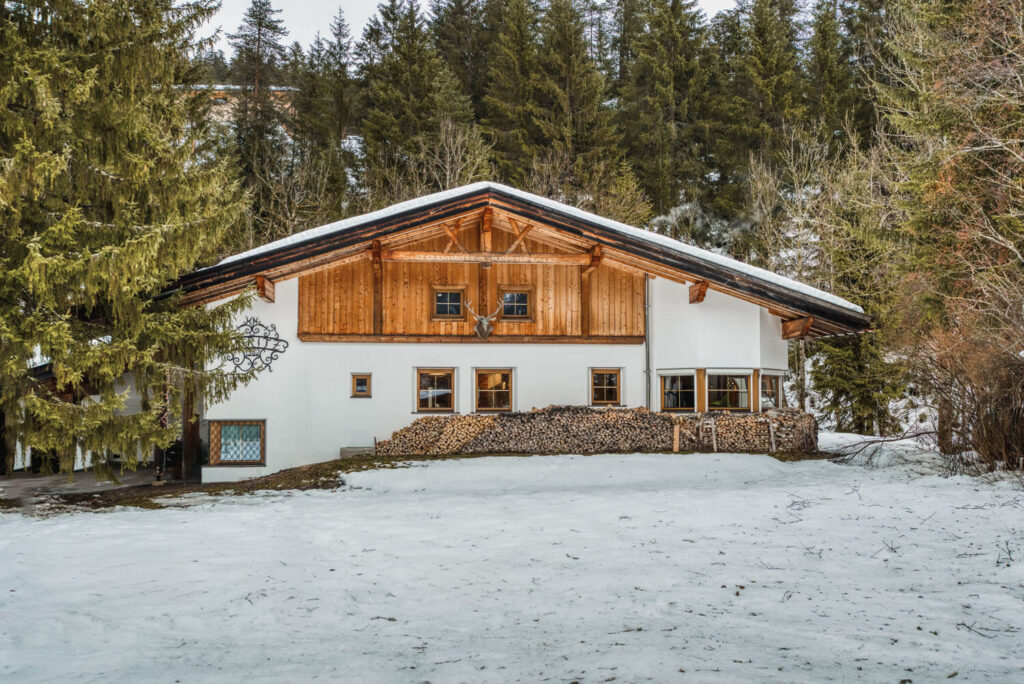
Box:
202;276;790;482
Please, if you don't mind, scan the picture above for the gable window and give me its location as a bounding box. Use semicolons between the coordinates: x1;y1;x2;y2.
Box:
432;287;464;320
417;368;455;412
476;369;512;412
351;373;372;398
591;368;621;405
707;374;751;411
210;420;265;465
499;287;531;320
661;374;696;412
760;374;783;409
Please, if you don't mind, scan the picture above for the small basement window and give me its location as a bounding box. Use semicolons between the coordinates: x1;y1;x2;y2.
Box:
591;369;621;406
351;373;372;398
760;374;783;409
661;375;696;412
499;287;531;319
707;374;751;411
476;369;512;412
432;287;464;320
417;368;455;412
210;420;265;465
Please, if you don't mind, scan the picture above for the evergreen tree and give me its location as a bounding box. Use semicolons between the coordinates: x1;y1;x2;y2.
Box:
619;0;710;217
480;0;543;185
430;0;488;117
0;0;250;475
840;0;889;140
532;0;622;173
229;0;290;247
358;0;470;163
741;0;805;158
609;0;652;95
807;0;856;144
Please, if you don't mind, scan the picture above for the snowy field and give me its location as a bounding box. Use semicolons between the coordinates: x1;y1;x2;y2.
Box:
2;435;1023;683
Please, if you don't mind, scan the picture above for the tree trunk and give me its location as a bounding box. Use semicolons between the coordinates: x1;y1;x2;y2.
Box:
937;393;954;456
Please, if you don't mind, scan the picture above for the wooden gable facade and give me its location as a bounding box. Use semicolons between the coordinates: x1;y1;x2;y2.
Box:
296;207;645;343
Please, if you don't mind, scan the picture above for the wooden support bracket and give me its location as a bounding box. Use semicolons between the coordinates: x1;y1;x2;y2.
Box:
506;218;533;254
782;316;814;339
254;275;275;303
582;245;603;275
442;218;466;254
689;280;709;304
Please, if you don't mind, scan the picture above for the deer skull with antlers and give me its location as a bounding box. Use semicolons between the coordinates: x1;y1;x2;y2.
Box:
465;300;503;340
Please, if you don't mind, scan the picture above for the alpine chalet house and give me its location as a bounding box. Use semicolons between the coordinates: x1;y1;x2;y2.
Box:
175;183;870;483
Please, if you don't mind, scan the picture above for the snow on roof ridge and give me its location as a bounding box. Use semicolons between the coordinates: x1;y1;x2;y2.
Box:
216;181;864;315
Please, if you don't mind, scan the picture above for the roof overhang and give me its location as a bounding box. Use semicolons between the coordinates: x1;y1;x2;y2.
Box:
171;184;872;338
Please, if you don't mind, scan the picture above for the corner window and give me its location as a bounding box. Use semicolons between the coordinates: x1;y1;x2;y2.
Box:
707;374;751;411
476;369;512;412
417;368;454;412
661;375;696;412
351;373;372;398
760;374;782;409
591;369;621;405
432;287;464;320
210;420;265;465
499;287;531;319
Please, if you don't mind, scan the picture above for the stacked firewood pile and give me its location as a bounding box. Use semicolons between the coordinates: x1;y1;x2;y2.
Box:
375;406;817;457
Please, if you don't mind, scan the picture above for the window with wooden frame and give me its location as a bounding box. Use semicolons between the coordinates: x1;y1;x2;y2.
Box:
498;286;532;320
707;374;751;411
209;420;266;465
476;369;512;412
417;368;455;412
661;374;696;412
351;373;372;398
591;369;621;405
431;286;465;320
760;374;783;410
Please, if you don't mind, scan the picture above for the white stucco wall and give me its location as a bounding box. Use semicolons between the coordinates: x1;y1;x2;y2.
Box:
202;275;792;482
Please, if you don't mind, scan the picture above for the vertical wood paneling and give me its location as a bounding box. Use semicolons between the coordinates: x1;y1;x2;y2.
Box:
297;222;643;338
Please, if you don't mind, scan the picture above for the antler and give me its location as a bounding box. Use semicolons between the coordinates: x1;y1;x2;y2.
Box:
466;301;503;321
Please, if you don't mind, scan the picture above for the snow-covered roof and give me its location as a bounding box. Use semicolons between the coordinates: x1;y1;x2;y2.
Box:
216;182;863;315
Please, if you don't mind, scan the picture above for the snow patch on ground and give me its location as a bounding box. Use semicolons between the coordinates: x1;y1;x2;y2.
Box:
2;444;1022;682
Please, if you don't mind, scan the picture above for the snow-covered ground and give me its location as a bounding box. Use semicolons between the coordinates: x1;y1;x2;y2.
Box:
2;436;1022;682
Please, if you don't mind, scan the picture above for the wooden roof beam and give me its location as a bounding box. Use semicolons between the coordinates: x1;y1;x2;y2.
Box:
782;316;815;340
689;280;709;304
380;250;590;265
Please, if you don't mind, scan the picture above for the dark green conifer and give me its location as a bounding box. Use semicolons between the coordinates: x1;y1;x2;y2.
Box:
480;0;543;185
0;0;250;475
619;0;710;216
